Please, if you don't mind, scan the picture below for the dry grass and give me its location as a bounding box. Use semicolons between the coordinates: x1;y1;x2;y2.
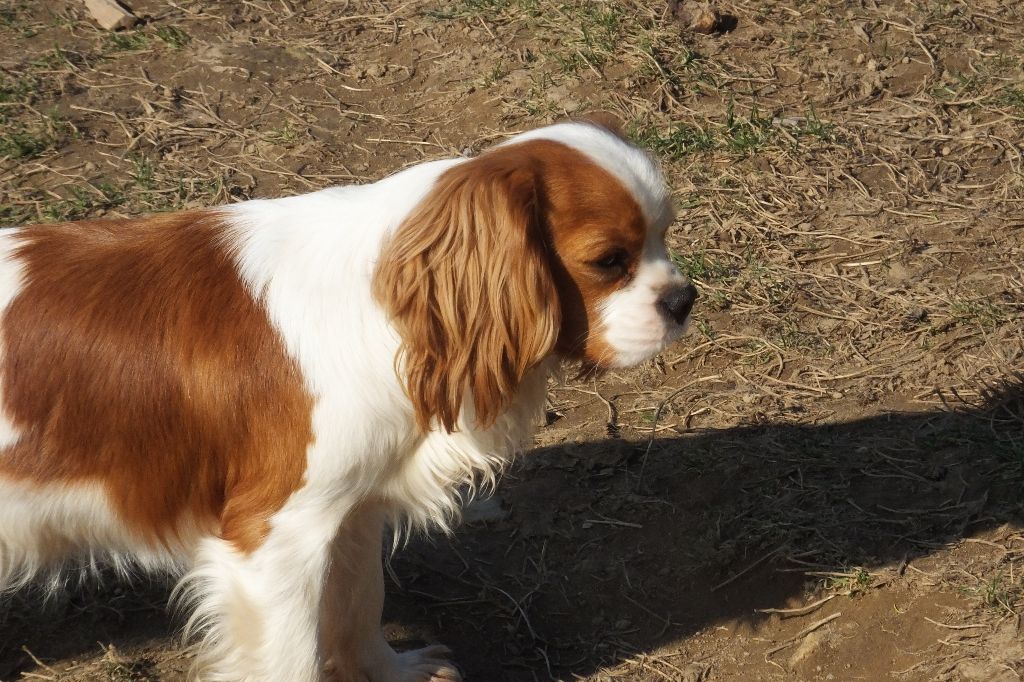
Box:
1;0;1023;680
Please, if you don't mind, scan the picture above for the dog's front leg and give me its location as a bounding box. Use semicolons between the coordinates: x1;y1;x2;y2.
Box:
320;503;461;682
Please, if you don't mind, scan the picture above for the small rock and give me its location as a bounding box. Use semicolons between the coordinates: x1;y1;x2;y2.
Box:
860;72;883;96
866;58;879;71
904;306;928;324
672;0;720;33
84;0;138;30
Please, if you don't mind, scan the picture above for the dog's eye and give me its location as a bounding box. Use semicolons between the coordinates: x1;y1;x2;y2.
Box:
592;250;627;271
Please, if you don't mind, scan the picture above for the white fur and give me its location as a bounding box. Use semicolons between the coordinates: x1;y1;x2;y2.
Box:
0;123;683;681
599;232;691;367
0;233;24;451
0;480;185;594
507;122;675;228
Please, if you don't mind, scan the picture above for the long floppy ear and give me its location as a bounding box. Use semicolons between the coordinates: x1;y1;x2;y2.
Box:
372;150;561;433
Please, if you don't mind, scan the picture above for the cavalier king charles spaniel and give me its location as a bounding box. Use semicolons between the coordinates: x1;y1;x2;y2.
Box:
0;121;696;681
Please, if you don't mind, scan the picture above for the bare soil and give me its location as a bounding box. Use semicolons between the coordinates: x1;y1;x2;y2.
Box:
1;1;1023;680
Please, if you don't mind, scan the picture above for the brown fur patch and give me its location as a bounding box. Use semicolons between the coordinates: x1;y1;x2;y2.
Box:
373;139;646;432
0;211;313;554
575;112;627;139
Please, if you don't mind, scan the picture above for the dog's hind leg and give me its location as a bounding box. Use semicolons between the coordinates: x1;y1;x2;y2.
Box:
178;500;344;682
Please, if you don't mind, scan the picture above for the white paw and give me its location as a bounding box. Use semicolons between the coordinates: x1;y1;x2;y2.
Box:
393;645;462;682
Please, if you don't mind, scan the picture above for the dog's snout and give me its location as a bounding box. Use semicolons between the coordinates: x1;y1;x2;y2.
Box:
657;283;698;325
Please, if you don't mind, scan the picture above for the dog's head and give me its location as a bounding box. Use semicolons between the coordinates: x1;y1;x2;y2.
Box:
374;121;696;432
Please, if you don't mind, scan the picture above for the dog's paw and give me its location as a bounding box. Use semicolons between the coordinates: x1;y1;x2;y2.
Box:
392;645;462;682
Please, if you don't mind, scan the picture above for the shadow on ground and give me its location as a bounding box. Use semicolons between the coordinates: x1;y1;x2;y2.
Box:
1;376;1021;680
390;374;1024;679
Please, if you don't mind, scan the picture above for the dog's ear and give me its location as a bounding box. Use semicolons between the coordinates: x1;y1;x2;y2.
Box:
373;149;561;433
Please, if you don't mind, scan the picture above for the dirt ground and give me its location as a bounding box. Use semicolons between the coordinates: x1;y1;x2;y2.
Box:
1;0;1023;680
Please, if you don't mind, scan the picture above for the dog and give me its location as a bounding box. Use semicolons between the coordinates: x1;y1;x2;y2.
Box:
0;121;696;681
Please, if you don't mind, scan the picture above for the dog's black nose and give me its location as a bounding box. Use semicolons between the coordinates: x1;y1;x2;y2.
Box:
657;284;698;325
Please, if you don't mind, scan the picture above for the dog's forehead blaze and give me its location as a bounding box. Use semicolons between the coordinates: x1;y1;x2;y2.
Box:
0;213;314;554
